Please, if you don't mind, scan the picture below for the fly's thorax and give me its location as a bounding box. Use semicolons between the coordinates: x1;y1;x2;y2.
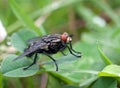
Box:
51;38;61;43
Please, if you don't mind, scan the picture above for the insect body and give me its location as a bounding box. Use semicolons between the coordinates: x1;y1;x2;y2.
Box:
14;32;82;71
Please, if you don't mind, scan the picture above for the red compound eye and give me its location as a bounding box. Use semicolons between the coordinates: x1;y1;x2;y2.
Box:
61;32;68;42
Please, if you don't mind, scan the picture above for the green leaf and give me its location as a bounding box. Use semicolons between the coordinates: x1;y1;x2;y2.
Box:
9;0;42;35
101;29;120;64
43;42;101;83
47;74;62;88
98;65;120;77
79;77;98;88
49;71;77;84
1;54;39;77
91;77;117;88
62;85;79;88
0;71;2;88
98;45;113;65
11;29;37;52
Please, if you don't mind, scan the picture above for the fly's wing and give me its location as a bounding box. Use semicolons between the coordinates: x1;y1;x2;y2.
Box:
27;34;61;44
27;37;42;44
14;40;49;61
13;52;31;61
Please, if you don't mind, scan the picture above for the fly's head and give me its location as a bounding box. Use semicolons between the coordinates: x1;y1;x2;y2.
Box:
61;32;72;43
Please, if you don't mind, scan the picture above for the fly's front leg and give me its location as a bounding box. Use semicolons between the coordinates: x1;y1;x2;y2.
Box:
59;43;68;56
67;45;81;58
23;53;38;70
69;42;82;57
43;52;58;71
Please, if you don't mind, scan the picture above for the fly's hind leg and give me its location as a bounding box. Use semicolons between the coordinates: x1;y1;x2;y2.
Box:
23;53;38;70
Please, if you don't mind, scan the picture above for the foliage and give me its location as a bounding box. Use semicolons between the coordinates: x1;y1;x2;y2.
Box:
1;0;120;88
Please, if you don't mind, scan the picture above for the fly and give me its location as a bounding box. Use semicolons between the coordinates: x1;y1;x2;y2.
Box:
14;32;82;71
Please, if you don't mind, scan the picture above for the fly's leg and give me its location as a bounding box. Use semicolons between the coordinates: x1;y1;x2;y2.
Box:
60;44;67;56
43;52;58;71
23;53;38;70
66;45;81;57
69;41;81;54
61;51;67;56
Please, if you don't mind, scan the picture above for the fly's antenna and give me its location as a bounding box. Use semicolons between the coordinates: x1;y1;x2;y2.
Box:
69;34;73;37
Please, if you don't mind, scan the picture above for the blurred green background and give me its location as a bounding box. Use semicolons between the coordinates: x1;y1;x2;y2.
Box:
1;0;120;88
